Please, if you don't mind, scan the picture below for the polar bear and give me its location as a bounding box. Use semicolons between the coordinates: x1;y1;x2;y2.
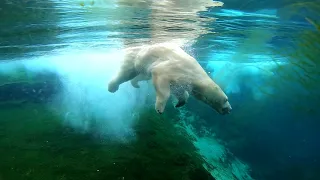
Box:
108;43;232;115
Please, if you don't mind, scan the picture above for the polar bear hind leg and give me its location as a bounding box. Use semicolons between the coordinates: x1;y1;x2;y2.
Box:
131;74;151;88
108;65;138;93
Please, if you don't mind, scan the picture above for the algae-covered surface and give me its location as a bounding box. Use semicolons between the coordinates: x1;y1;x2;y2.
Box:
0;102;214;180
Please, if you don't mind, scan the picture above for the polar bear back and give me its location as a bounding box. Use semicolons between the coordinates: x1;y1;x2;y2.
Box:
131;43;209;83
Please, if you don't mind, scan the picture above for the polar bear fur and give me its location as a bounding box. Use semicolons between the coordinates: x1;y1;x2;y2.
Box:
108;43;232;115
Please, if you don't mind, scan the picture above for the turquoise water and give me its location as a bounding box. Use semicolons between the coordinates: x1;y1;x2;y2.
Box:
0;0;319;180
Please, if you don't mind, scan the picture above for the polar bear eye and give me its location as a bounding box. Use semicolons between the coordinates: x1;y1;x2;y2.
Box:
224;98;228;102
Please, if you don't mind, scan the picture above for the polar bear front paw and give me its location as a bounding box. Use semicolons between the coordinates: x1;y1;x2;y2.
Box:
131;80;140;88
175;100;186;108
156;109;163;114
155;100;166;114
108;81;119;93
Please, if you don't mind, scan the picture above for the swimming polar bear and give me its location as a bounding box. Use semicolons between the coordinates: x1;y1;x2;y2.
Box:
108;43;232;115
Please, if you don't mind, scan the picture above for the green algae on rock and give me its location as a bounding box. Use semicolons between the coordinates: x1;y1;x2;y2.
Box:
0;103;214;180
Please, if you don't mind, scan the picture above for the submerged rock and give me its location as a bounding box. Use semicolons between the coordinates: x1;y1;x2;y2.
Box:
189;167;216;180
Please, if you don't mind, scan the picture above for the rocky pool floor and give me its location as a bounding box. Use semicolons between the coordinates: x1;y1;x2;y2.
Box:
0;102;214;180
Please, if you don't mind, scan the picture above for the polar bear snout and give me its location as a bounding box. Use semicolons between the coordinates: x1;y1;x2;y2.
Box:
220;101;232;115
221;106;232;115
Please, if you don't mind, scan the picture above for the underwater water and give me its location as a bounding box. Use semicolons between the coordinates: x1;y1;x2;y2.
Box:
0;0;319;180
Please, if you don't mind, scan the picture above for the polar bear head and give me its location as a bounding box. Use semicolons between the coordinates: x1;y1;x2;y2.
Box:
192;80;232;115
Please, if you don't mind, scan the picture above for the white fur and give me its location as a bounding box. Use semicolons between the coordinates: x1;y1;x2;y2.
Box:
108;43;232;114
